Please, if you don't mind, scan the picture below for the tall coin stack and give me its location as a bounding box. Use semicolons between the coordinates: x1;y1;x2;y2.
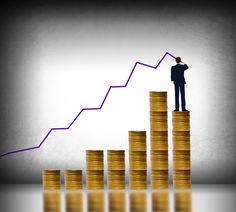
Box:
172;111;191;189
150;91;169;189
129;131;147;190
107;150;125;190
86;150;104;190
43;170;61;190
64;170;82;190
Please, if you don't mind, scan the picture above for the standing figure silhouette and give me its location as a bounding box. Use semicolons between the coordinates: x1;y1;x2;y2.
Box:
171;57;189;111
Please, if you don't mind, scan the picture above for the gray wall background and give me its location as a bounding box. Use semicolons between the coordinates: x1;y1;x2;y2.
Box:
0;1;235;184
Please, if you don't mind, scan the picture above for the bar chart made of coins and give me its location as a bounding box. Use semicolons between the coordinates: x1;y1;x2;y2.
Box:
41;91;191;192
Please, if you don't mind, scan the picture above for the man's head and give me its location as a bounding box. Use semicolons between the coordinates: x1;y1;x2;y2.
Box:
176;57;181;64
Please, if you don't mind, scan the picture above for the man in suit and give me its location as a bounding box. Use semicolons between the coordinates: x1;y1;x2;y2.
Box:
171;57;189;111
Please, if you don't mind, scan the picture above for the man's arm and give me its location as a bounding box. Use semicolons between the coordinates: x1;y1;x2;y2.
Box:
181;63;188;71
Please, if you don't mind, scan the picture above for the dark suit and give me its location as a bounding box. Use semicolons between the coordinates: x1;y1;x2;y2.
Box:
171;64;188;110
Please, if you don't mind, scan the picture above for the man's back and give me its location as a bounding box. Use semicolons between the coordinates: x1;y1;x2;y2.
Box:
171;64;188;84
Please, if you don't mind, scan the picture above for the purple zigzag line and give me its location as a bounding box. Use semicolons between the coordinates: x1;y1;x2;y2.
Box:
0;52;175;158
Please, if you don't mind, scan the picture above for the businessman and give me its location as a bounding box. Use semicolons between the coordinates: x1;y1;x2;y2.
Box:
171;57;188;111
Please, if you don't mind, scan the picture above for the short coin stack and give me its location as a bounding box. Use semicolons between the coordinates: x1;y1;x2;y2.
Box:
129;131;147;190
172;112;191;189
174;192;192;212
107;150;125;190
86;150;104;190
150;92;169;189
109;192;126;212
64;170;82;190
43;192;60;212
43;170;61;190
152;192;169;212
66;192;83;212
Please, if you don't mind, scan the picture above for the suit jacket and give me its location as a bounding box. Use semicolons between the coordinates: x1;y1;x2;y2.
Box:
171;64;188;84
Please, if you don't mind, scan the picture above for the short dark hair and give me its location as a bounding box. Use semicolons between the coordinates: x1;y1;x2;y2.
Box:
176;57;181;63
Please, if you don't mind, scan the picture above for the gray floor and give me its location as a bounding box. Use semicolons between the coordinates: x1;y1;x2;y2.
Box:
0;184;236;212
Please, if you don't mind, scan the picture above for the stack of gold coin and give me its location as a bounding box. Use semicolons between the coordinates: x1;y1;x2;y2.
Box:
43;192;60;212
64;170;82;190
129;131;147;190
150;91;167;112
129;131;146;151
109;192;126;212
129;151;147;170
174;192;192;212
173;151;190;170
151;131;168;150
172;112;190;132
129;170;147;190
43;170;61;190
130;192;147;212
173;170;191;189
173;131;190;150
151;150;168;170
150;92;168;189
66;192;83;212
86;150;104;190
151;170;168;189
172;111;191;190
152;192;169;212
107;150;125;190
87;192;105;212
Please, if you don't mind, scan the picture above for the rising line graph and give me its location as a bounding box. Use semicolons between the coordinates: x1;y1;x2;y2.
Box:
0;52;175;158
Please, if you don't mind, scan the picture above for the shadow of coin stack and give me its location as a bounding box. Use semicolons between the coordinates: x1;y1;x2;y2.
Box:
44;192;60;212
174;191;192;212
129;131;147;190
86;150;104;190
107;150;125;190
109;192;126;212
150;91;169;189
87;192;105;212
152;192;169;212
66;192;83;212
172;111;191;189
